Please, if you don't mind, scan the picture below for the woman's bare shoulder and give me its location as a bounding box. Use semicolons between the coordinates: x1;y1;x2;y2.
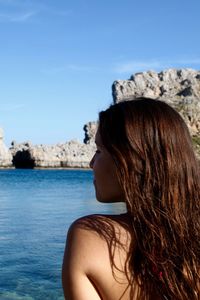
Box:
70;213;132;230
66;213;132;257
63;213;131;281
63;213;138;300
68;213;132;244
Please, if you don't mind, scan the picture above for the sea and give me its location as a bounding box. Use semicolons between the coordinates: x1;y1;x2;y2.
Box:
0;169;126;300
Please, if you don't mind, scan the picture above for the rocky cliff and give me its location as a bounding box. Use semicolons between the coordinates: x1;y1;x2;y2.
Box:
0;68;199;168
86;69;200;156
112;68;200;159
112;68;200;137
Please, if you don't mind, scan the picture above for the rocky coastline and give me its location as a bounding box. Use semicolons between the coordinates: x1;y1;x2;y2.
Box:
0;68;200;169
0;123;96;169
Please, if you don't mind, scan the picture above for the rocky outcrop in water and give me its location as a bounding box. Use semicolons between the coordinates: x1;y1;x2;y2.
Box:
0;129;13;167
7;123;96;168
10;140;96;169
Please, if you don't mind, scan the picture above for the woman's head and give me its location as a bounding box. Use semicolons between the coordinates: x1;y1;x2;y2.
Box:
98;98;198;210
97;98;200;299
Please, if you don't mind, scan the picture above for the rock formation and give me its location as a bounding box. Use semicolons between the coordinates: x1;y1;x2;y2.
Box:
112;68;200;136
0;128;13;167
30;140;95;168
83;122;97;145
86;68;200;157
10;139;96;169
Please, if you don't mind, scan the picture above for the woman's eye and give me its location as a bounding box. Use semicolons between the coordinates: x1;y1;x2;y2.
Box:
95;150;101;154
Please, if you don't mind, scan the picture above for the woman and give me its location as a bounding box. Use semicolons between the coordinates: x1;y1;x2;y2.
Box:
62;98;200;300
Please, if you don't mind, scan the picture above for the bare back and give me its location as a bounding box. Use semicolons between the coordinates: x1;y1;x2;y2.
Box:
62;213;160;300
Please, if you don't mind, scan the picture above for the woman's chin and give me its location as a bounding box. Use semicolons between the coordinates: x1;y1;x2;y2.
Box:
95;193;124;203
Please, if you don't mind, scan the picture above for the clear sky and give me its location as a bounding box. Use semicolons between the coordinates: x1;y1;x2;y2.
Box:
0;0;200;146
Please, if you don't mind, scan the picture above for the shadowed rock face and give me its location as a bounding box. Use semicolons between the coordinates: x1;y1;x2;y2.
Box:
12;150;35;169
83;122;97;145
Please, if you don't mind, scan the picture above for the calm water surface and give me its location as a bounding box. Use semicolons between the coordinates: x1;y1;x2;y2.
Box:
0;169;125;300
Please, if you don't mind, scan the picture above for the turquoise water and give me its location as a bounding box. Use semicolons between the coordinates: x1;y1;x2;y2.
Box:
0;169;125;300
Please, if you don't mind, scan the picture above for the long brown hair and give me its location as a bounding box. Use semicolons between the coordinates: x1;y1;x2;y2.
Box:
99;98;200;299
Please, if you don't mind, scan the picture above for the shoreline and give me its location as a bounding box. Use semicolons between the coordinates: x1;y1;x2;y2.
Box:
0;166;91;170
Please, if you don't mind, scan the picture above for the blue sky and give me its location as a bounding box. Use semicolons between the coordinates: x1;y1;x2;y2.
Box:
0;0;200;146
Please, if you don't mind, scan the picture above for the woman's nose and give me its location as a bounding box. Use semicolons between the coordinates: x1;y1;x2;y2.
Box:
89;155;95;169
